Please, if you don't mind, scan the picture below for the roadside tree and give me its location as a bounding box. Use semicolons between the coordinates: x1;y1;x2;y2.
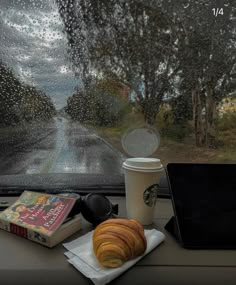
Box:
57;0;176;125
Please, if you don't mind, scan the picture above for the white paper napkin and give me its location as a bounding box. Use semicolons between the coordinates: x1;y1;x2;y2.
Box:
63;229;165;285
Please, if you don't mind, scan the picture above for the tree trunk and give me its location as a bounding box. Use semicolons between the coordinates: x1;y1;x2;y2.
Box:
192;84;204;146
205;84;216;147
143;110;156;125
143;100;158;125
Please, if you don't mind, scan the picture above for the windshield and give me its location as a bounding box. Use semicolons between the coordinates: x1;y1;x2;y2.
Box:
0;0;235;182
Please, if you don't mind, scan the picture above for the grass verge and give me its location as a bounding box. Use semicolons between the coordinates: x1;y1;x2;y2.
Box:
94;125;236;166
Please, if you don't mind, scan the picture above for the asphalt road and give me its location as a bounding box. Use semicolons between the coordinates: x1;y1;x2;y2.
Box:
0;117;125;175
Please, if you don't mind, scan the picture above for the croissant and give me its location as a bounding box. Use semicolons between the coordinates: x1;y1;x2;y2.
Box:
93;218;147;268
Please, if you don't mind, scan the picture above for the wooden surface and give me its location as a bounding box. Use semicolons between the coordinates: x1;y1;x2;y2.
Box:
0;196;236;285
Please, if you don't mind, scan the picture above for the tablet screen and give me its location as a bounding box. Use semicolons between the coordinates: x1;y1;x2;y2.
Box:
167;163;236;248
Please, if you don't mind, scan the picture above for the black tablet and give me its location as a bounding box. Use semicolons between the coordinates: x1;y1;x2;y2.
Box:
166;163;236;249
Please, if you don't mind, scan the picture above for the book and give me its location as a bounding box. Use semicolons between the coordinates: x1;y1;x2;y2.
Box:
0;191;81;247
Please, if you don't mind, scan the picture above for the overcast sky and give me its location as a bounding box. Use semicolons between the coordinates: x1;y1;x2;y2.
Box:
0;0;78;110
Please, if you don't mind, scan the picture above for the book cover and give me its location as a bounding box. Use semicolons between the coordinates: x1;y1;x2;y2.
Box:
0;191;80;247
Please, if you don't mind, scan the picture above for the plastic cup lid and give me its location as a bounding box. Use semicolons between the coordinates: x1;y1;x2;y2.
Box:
122;157;163;172
121;126;160;157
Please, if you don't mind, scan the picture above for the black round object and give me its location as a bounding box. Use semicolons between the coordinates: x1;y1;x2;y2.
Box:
80;193;117;226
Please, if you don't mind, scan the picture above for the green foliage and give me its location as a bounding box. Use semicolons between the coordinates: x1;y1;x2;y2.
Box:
0;63;22;126
0;62;56;126
169;95;193;124
156;107;173;131
92;77;130;126
216;112;236;131
20;87;56;122
65;77;131;127
155;106;192;141
65;89;126;127
92;94;119;126
65;91;93;122
161;124;192;142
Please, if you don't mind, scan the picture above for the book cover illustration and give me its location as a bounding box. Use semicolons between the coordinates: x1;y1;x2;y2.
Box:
0;191;76;236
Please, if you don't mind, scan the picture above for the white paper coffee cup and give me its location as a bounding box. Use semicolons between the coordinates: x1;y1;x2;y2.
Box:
122;158;164;225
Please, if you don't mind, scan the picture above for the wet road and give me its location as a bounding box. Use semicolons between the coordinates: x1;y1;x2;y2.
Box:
0;117;125;175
